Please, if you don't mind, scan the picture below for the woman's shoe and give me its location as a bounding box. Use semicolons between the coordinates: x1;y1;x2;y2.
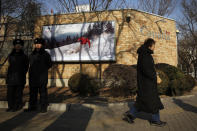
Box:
122;111;135;124
149;120;167;127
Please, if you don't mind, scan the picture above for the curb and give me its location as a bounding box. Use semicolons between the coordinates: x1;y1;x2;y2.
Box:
0;101;134;112
0;94;195;112
160;94;195;101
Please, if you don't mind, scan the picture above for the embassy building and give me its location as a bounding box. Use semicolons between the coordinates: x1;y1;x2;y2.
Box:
0;8;178;87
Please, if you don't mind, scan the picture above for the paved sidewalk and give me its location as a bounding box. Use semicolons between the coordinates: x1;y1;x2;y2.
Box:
0;95;197;131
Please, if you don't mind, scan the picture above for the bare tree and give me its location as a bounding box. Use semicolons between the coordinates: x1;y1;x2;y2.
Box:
178;35;197;77
0;0;23;65
47;0;134;13
180;0;197;39
16;1;42;37
1;0;19;42
0;0;43;65
1;0;43;40
178;0;197;77
138;0;177;16
178;35;196;74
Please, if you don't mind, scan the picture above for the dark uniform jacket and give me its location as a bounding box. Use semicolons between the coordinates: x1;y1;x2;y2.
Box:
6;49;29;85
29;48;52;86
135;45;164;114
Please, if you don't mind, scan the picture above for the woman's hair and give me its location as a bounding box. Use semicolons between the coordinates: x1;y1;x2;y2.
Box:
144;38;155;48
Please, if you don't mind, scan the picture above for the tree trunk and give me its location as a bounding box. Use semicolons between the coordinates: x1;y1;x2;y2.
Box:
186;67;190;75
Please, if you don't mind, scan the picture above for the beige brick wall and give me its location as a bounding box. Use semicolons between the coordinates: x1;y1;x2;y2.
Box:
33;9;177;86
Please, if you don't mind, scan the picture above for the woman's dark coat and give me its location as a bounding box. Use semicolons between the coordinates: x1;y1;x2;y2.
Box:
6;49;29;85
29;48;52;87
134;45;164;114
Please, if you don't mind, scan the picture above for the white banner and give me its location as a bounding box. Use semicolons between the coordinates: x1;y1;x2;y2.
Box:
42;21;116;62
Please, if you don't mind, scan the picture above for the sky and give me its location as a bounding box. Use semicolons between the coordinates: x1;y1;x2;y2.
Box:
41;0;184;22
168;0;183;21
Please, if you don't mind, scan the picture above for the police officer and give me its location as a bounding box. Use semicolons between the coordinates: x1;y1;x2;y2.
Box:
25;38;52;113
6;39;29;112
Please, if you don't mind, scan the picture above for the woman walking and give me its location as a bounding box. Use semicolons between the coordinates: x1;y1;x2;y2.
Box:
123;38;166;127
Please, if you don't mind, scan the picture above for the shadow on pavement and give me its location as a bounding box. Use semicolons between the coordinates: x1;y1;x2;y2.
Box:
173;98;197;113
0;111;38;130
47;87;109;105
44;105;94;131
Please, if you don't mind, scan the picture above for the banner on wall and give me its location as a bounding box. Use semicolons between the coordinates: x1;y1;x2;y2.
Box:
42;21;116;62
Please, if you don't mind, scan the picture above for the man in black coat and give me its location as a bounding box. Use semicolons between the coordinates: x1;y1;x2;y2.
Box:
123;38;166;127
25;38;52;113
6;39;29;112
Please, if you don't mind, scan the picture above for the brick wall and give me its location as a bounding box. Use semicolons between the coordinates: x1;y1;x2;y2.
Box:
0;9;177;87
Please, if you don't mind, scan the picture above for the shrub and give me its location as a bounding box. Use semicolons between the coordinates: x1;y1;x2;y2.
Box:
155;63;185;80
156;63;195;96
184;75;196;91
108;75;129;97
68;73;81;92
68;73;99;96
103;64;137;97
156;70;170;95
169;77;187;96
168;74;196;96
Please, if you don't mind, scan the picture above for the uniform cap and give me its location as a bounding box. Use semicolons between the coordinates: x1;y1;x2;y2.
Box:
13;39;24;46
34;38;45;45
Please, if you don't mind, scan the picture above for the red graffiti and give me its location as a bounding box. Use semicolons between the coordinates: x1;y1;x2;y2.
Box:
166;31;170;35
78;37;91;48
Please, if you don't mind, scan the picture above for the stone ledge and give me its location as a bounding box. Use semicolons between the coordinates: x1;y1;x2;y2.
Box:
0;78;69;87
0;94;195;112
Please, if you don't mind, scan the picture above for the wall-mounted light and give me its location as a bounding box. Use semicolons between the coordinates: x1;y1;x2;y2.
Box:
176;29;180;34
126;13;131;23
126;13;135;23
